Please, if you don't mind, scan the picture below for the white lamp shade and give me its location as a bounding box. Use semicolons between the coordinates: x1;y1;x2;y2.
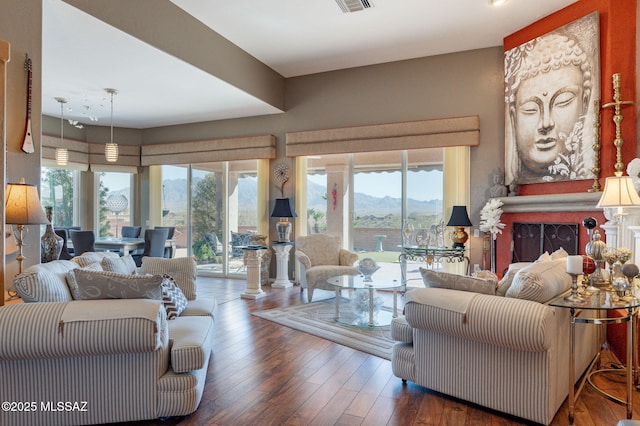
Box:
55;147;68;166
105;142;119;162
5;180;50;225
596;175;640;208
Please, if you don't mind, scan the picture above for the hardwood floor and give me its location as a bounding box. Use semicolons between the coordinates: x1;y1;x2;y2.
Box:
119;278;638;426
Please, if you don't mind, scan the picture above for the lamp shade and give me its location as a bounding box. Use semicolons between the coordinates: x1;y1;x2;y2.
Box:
596;176;640;208
446;205;472;227
5;179;49;225
271;198;297;218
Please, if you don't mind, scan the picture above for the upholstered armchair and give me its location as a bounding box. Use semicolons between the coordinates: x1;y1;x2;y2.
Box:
295;234;359;302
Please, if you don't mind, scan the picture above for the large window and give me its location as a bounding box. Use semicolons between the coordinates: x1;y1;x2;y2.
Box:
305;148;444;282
98;172;133;237
41;167;79;226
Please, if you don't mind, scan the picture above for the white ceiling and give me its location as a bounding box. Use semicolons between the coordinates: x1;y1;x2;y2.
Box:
41;0;577;129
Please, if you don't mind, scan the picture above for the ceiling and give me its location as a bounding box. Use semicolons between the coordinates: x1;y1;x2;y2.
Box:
41;0;577;129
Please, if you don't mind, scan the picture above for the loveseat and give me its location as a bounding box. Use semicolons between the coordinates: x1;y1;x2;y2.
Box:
0;253;216;426
391;259;601;425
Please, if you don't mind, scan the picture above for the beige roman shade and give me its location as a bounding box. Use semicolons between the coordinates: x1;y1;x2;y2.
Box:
42;134;141;173
285;115;479;157
141;134;276;166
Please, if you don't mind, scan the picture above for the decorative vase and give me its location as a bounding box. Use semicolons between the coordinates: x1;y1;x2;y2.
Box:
41;206;64;263
357;258;380;282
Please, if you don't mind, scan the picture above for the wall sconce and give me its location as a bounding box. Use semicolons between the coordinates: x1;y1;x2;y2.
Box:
447;205;472;249
271;198;297;242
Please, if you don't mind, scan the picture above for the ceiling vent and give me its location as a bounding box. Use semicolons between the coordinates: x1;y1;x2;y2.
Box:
335;0;372;13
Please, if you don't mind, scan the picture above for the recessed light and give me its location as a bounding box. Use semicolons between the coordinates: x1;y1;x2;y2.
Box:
491;0;509;6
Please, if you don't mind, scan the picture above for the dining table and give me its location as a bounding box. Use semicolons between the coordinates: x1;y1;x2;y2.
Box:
93;237;174;256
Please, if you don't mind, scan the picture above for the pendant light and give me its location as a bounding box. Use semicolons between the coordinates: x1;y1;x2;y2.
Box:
54;97;68;166
104;88;118;162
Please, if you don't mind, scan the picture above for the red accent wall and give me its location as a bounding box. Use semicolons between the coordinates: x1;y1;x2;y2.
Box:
504;0;637;197
496;0;637;274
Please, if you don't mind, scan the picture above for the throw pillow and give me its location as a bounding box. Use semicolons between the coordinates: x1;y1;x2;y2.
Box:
162;274;188;320
141;257;197;300
496;262;532;296
536;252;552;262
419;268;497;295
71;251;120;268
101;254;137;275
505;259;571;303
13;260;79;303
551;247;569;260
67;269;163;300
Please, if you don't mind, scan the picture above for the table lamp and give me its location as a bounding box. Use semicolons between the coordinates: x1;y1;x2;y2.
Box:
271;198;297;242
447;205;472;249
5;178;50;274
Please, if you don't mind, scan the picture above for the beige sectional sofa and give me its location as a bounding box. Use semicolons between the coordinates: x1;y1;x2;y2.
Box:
0;253;216;426
391;260;601;425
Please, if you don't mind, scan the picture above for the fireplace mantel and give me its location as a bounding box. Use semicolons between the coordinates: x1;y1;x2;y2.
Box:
498;192;602;213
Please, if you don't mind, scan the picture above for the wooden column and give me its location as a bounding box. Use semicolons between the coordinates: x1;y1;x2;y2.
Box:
0;39;10;306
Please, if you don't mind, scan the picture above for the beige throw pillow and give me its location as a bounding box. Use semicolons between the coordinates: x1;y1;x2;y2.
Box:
419;268;497;295
101;254;137;275
505;259;571;303
496;262;532;297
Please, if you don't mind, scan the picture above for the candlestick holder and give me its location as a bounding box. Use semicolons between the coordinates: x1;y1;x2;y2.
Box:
564;273;585;303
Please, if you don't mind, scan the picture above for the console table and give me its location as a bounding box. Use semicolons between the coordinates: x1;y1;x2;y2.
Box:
399;246;468;286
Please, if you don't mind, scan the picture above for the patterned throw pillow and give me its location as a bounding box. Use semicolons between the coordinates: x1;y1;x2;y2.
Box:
67;269;163;300
162;274;188;320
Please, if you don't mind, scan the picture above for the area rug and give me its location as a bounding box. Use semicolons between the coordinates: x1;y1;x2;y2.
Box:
252;299;396;360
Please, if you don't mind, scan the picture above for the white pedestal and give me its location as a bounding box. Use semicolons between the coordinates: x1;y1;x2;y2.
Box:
272;243;293;288
241;247;266;299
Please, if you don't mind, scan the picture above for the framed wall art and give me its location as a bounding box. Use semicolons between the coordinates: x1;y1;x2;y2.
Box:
504;12;600;186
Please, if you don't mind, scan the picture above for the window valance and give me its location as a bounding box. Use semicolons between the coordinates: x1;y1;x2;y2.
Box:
42;134;140;173
141;134;276;166
285;115;479;157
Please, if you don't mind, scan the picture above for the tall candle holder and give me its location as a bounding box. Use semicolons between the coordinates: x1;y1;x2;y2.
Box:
565;255;585;303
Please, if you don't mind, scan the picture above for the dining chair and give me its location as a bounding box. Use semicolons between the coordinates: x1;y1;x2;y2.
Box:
54;229;73;260
121;226;142;238
154;226;175;258
133;229;169;267
69;230;96;256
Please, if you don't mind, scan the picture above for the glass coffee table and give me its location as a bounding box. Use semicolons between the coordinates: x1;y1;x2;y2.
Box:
326;274;403;327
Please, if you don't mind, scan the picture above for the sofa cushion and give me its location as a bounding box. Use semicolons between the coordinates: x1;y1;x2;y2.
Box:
167;315;215;373
67;269;163;300
101;254;137;275
71;251;119;268
505;259;571;303
13;260;78;303
496;262;532;296
419;268;497;295
182;297;218;318
162;274;188;320
142;257;197;300
391;316;413;343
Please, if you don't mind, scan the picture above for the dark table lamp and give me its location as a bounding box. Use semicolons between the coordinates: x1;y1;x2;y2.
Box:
271;198;297;242
5;178;50;274
447;205;472;249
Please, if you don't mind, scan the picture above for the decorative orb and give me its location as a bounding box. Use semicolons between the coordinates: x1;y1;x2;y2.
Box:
582;217;597;229
582;255;596;274
106;193;128;213
621;263;639;279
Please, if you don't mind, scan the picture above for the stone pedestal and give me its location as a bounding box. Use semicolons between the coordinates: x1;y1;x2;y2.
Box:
241;246;267;300
272;242;293;288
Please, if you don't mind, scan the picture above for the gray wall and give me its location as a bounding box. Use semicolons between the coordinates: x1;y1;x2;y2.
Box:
137;47;506;266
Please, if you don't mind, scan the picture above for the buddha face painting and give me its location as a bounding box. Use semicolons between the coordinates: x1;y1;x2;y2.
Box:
504;12;600;185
